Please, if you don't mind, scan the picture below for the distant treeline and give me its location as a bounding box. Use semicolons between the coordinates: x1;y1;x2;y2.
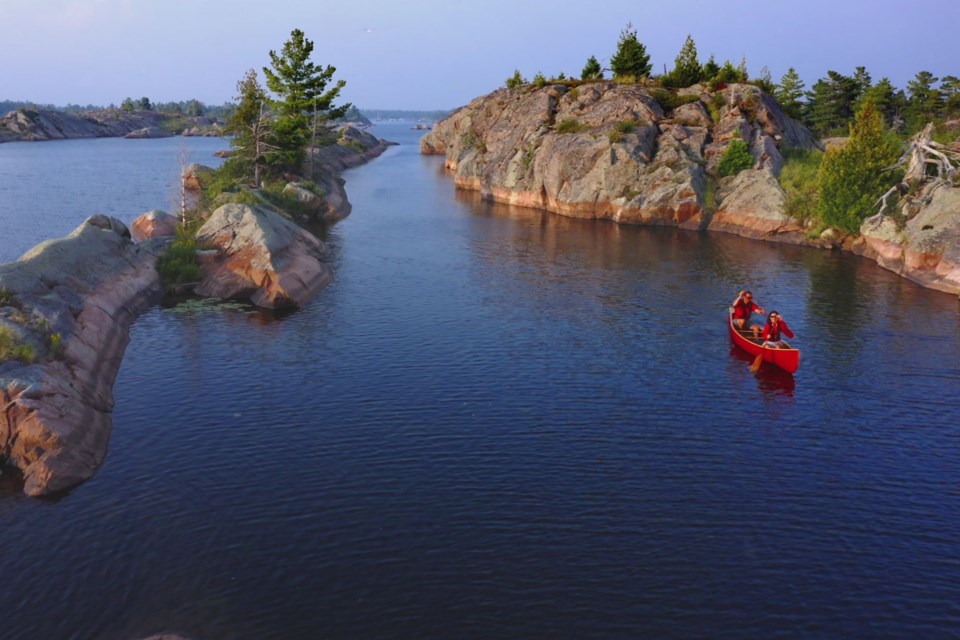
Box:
359;109;451;122
2;99;449;125
0;98;236;121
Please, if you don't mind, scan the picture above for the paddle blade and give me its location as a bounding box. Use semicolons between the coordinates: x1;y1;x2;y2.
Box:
749;352;764;372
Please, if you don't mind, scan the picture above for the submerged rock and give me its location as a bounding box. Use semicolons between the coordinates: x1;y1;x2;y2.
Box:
124;126;173;139
194;203;333;308
0;216;164;496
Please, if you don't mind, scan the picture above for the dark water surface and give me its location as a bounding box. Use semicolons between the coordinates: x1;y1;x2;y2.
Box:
2;125;960;639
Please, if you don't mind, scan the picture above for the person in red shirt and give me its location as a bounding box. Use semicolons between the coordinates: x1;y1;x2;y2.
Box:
731;290;764;337
761;310;795;348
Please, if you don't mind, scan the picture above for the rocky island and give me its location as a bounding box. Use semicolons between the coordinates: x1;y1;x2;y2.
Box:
421;82;960;295
0;123;391;496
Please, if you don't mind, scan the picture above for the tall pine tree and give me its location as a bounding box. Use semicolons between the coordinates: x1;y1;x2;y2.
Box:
775;68;805;120
263;29;349;173
662;35;702;88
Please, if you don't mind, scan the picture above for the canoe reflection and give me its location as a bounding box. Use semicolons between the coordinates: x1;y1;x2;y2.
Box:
729;343;796;396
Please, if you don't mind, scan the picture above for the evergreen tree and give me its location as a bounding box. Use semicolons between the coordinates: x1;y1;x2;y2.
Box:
941;75;960;119
852;66;872;102
581;55;602;80
736;57;749;82
263;28;349;172
505;69;527;88
713;60;740;85
662;35;702;88
817;101;902;232
860;77;899;125
906;70;943;130
224;69;273;188
702;55;720;80
610;23;651;79
775;67;805;120
806;71;858;134
756;66;774;94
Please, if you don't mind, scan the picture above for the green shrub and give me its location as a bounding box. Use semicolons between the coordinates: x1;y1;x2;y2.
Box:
613;74;637;85
717;137;754;176
780;148;823;221
157;227;203;286
555;118;587;134
817;102;903;233
260;181;309;217
520;143;537;171
0;326;35;364
533;72;547;88
0;288;19;308
505;69;527;89
707;93;726;123
652;89;700;111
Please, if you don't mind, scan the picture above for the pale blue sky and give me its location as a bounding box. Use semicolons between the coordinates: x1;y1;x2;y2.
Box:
2;0;958;111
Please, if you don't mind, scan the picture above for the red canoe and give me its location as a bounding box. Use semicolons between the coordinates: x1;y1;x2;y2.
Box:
728;311;801;374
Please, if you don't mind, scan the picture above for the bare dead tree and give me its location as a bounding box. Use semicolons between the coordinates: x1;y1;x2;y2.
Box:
872;123;960;218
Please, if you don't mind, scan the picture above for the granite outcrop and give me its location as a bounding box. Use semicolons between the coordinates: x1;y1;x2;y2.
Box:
0;217;164;496
422;82;960;296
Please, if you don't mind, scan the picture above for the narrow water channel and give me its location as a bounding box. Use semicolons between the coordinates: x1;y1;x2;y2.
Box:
1;125;959;639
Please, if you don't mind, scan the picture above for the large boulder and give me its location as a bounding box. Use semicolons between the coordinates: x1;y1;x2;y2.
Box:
0;216;164;496
861;183;960;294
131;210;180;242
194;203;333;308
182;163;214;191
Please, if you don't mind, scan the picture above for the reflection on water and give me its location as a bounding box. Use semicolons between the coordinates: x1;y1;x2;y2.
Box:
1;125;959;640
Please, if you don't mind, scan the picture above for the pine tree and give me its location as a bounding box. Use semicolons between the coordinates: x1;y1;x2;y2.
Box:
805;71;859;134
581;56;602;80
224;69;273;188
263;28;349;173
817;101;902;232
860;77;899;125
702;55;720;80
775;68;805;120
906;70;943;131
662;35;702;88
610;23;651;80
941;75;960;119
852;66;872;102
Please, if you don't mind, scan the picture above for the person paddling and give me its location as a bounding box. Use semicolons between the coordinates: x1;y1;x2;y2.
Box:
761;310;794;348
731;290;764;337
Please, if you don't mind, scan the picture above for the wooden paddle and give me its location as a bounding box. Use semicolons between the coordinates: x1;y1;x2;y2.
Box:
749;345;765;372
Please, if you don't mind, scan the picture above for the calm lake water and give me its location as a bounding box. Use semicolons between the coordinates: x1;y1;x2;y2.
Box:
1;125;959;639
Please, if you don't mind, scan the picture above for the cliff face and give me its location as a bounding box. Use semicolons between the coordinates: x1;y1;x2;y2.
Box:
421;82;819;240
0;216;164;496
0;108;166;142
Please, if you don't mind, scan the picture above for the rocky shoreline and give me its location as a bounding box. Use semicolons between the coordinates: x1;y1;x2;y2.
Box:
0;108;221;142
0;130;392;496
421;82;960;296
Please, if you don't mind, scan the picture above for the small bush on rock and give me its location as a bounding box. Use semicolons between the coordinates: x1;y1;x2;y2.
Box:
717;136;754;176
